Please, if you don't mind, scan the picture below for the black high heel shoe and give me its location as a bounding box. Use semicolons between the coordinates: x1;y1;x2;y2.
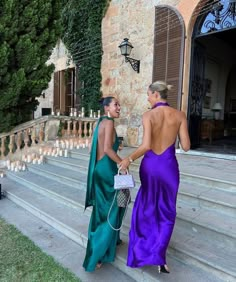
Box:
158;265;170;274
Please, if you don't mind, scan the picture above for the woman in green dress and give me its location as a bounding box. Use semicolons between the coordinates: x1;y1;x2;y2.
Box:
83;96;124;272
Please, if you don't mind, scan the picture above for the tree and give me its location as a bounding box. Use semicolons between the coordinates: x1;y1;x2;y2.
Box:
0;0;63;133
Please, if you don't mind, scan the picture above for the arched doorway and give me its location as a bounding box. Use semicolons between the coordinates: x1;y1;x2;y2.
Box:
189;0;236;153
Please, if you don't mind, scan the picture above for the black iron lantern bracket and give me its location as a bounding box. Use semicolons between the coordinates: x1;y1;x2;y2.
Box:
125;56;140;73
119;38;140;73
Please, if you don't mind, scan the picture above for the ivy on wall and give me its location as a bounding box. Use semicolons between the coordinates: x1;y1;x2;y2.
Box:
61;0;111;115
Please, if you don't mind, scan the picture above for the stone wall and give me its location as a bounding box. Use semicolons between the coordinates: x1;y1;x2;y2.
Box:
101;0;184;146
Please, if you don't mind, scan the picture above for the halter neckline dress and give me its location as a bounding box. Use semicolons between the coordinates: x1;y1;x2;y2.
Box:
127;102;179;267
83;116;124;272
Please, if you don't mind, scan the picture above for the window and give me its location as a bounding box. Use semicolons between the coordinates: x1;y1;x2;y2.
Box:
153;6;185;109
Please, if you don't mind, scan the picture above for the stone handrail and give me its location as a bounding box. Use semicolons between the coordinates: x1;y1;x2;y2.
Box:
0;115;97;159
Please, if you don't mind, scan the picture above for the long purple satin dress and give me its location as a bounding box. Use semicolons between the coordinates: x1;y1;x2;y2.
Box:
127;102;179;268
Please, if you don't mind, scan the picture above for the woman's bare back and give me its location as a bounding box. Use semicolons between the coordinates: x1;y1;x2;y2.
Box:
147;106;188;154
96;119;116;161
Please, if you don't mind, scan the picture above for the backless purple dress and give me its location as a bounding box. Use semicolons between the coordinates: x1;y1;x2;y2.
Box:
127;103;179;268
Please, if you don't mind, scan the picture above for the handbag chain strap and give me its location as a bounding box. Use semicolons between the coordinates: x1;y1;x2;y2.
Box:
107;191;131;231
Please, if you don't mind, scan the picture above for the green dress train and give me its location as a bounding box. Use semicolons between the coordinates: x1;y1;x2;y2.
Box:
83;116;124;272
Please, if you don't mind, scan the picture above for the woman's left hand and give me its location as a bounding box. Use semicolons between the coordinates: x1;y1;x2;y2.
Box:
119;158;130;171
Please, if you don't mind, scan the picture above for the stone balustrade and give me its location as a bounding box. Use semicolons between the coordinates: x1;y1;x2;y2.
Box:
0;116;97;159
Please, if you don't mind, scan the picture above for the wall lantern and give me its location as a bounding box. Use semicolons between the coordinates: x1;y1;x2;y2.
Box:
119;38;140;73
212;102;223;120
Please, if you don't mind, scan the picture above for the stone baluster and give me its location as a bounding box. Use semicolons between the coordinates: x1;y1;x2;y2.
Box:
60;120;65;137
0;137;6;157
31;126;36;145
78;120;82;138
88;121;93;138
16;131;22;151
67;120;72;136
8;135;15;155
83;121;88;138
24;129;30;148
39;124;44;143
72;120;77;136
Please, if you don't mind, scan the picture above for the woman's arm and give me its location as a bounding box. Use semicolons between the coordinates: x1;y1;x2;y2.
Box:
103;120;122;164
119;113;152;169
178;113;191;152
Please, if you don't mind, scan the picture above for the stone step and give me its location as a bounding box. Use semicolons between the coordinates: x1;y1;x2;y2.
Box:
45;155;88;173
178;182;236;218
180;172;236;192
176;153;236;184
0;177;225;282
16;159;236;243
4;170;236;281
37;154;236;218
49;151;236;192
27;163;87;189
72;148;236;186
69;148;90;161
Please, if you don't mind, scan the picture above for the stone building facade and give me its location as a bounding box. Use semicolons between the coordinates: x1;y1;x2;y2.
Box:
34;40;75;119
101;0;236;149
37;0;236;151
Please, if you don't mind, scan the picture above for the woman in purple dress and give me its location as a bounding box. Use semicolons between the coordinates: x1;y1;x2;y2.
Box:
120;81;190;273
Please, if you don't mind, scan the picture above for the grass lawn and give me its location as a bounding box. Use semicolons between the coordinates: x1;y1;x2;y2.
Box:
0;217;81;282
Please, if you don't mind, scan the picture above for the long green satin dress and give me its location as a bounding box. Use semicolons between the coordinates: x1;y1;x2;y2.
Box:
83;116;124;272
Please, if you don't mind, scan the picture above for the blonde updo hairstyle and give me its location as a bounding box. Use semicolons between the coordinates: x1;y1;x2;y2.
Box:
149;81;173;99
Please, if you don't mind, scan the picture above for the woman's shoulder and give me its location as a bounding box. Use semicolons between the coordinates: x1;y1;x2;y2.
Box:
100;118;115;129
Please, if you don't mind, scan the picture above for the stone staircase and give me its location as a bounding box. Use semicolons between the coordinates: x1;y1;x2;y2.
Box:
1;147;236;282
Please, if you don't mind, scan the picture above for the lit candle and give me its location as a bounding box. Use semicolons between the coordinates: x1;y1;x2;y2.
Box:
97;110;101;118
64;149;68;157
27;155;31;163
60;141;64;149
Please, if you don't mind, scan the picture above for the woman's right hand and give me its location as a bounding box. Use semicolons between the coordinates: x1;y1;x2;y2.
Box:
119;158;130;171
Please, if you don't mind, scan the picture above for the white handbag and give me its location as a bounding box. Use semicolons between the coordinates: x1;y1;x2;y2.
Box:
107;168;135;231
114;168;135;190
